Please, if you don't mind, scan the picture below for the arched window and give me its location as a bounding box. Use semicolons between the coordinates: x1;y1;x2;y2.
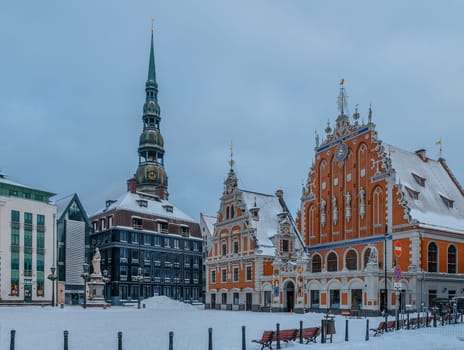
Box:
372;186;384;228
312;254;322;273
231;205;235;218
308;205;316;239
327;252;338;272
448;245;457;274
346;250;358;270
226;207;230;220
428;242;438;272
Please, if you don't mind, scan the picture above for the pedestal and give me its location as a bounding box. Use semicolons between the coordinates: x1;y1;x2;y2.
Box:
87;273;110;308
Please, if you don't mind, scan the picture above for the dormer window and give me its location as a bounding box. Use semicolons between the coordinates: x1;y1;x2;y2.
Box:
181;226;189;237
132;217;142;229
163;205;173;213
412;173;426;187
137;200;148;208
440;195;454;209
282;239;289;252
405;186;419;200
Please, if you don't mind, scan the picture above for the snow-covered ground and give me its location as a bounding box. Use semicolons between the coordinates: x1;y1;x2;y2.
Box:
1;297;463;349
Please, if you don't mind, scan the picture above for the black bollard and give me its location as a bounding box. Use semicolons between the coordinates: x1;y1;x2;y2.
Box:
433;314;437;327
10;330;15;350
118;331;123;350
276;323;281;350
461;312;463;323
365;319;369;341
169;331;174;350
416;313;420;329
299;320;303;344
345;319;349;341
241;326;246;350
407;311;410;330
441;314;444;326
320;319;326;344
208;328;213;350
64;330;69;350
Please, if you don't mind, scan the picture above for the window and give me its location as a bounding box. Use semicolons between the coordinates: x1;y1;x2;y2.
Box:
233;267;239;282
222;242;227;256
412;173;426;187
221;269;227;283
330;289;340;308
264;291;272;307
131;232;139;244
282;239;289;252
120;231;128;242
405;186;419;200
310;290;320;308
440;195;454;209
108;216;113;227
327;252;338;272
233;240;239;254
372;187;384;227
181;226;189;237
312;254;322;273
144;234;151;245
211;270;216;283
137;199;148;208
159;222;168;233
448;245;457;274
154;235;161;246
233;292;239;305
345;250;358;270
246;266;252;281
100;218;106;230
428;242;438;272
132;217;142;229
173;239;180;249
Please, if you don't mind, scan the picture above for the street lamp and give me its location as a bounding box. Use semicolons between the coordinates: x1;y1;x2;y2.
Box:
102;269;110;302
47;267;57;307
384;230;389;332
136;267;143;309
81;263;90;309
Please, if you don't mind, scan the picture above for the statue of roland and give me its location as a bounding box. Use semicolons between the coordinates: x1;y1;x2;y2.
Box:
92;247;102;276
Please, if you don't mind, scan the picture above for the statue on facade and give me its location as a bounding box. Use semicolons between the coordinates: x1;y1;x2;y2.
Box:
320;199;327;227
359;187;365;219
344;192;352;222
332;195;338;225
368;247;378;264
92;247;102;276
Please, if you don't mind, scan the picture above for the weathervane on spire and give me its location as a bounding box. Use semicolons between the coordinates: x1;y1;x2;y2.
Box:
338;78;347;116
436;138;443;157
151;17;155;32
228;141;235;169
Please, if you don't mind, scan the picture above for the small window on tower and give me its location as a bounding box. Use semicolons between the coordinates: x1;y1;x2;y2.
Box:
405;186;419;200
282;240;289;252
412;173;426;187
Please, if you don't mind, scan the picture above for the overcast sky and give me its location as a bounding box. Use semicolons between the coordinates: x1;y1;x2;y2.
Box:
2;1;464;221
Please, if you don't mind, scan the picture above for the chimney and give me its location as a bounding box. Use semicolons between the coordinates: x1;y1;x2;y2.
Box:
415;149;427;161
275;189;284;198
127;177;137;194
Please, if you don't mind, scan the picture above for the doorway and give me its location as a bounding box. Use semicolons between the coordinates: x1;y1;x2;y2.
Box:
285;281;295;312
211;294;216;309
246;293;252;311
24;285;32;302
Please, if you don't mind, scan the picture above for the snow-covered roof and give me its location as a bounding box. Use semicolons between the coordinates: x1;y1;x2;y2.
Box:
240;190;284;255
200;213;216;238
387;144;464;232
93;191;197;223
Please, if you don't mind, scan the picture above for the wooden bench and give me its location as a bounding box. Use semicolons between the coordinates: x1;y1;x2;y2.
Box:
252;331;274;350
386;320;396;331
296;327;320;343
273;329;298;343
370;321;386;336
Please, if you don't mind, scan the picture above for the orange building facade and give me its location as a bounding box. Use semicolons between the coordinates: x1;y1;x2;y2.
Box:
206;85;464;314
298;86;464;315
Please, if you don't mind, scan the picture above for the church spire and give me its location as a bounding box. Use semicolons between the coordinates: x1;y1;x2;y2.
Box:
134;20;168;200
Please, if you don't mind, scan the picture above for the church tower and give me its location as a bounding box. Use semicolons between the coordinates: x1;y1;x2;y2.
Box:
134;25;168;199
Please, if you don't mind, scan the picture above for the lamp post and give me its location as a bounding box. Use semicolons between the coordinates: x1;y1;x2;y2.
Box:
102;269;110;302
47;267;57;307
384;230;389;332
81;263;90;309
136;267;143;309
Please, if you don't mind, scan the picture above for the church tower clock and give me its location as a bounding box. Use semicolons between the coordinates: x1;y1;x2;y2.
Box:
135;24;168;200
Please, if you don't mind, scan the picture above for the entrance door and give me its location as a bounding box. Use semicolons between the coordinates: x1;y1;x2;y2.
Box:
211;294;216;309
24;285;32;302
285;281;295;312
351;289;362;316
246;293;252;311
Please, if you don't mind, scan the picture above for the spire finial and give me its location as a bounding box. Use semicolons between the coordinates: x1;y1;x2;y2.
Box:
228;141;235;169
436;138;443;157
368;104;373;123
147;19;157;84
338;79;347;116
151;16;155;32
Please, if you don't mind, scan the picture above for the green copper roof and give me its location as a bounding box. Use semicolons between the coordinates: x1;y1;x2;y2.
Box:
147;31;157;85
